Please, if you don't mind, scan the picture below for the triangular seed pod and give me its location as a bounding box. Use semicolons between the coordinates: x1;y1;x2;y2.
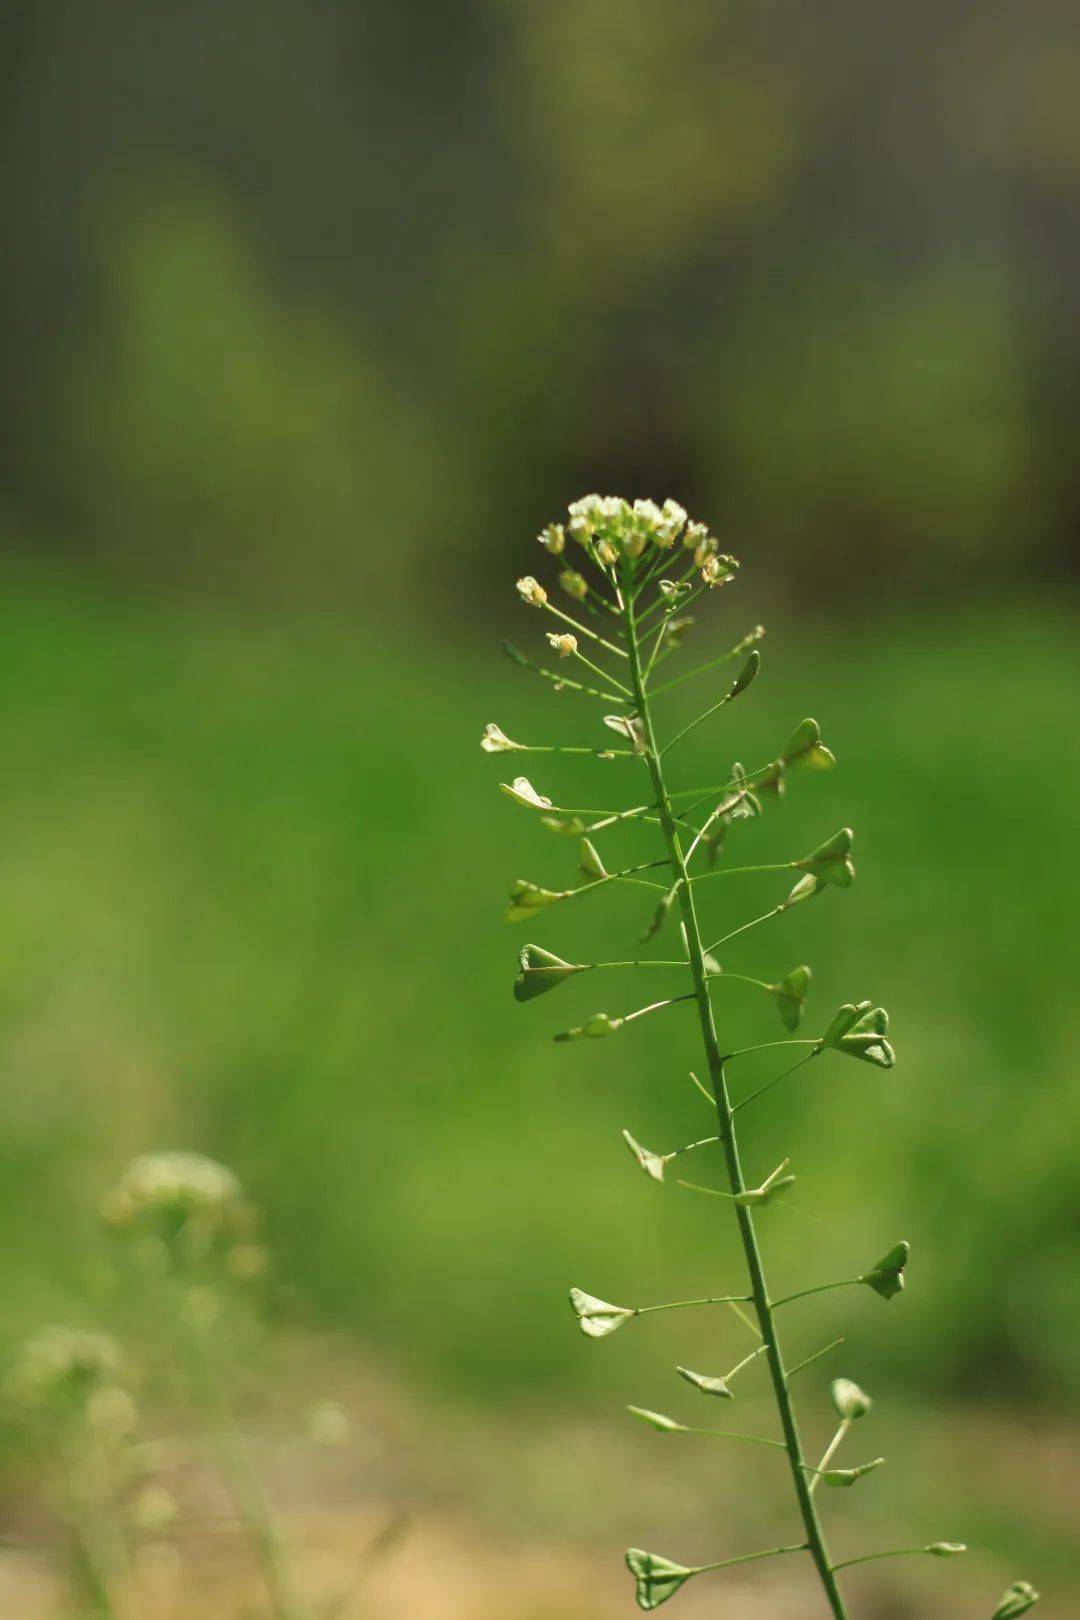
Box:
782;717;836;771
676;1365;734;1400
481;723;525;753
861;1240;910;1300
784;872;826;908
818;1000;873;1049
579;837;608;879
774;965;812;1030
625;1549;696;1612
514;945;583;1002
554;1012;623;1042
569;1288;633;1338
500;776;554;810
733;1159;795;1208
838;1006;895;1068
992;1580;1039;1617
926;1542;967;1558
623;1130;667;1182
641;888;676;943
506;880;568;922
627;1406;687;1433
821;1456;884;1488
542;814;588;837
795;827;856;888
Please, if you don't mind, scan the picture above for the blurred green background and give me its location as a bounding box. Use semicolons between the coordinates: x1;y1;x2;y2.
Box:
2;3;1079;1616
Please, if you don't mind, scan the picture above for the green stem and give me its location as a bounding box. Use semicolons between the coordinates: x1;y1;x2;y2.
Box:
695;1542;807;1577
623;577;850;1620
175;1302;310;1620
786;1337;845;1379
808;1420;851;1497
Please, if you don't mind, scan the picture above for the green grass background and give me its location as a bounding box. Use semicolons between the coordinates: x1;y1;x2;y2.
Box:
1;564;1077;1607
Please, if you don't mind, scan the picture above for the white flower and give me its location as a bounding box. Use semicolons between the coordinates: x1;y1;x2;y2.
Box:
481;723;523;753
516;575;548;607
103;1152;242;1229
538;523;565;555
7;1327;123;1409
683;519;709;552
546;632;577;658
499;776;553;810
656;499;687;546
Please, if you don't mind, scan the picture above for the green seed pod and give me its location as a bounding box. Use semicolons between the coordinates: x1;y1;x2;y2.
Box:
676;1365;733;1400
821;1456;884;1487
622;1130;667;1182
569;1288;633;1337
728;649;760;700
627;1406;686;1433
927;1542;967;1557
992;1580;1039;1617
500;776;554;809
554;1011;623;1042
831;1377;872;1420
782;717;836;771
795;827;856;888
774;964;812;1030
579;837;608;878
514;944;582;1002
861;1240;910;1300
734;1159;795;1208
506;879;567;922
625;1549;695;1611
541;813;588;837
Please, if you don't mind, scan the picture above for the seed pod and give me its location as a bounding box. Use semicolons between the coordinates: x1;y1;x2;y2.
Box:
569;1288;633;1338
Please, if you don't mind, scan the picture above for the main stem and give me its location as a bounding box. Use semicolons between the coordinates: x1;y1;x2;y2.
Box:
624;583;849;1620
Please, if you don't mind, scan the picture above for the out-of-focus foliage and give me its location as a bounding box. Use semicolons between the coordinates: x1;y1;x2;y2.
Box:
3;1;1080;603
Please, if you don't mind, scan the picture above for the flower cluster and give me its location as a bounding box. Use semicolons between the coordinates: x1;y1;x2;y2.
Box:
103;1151;262;1274
566;494;688;557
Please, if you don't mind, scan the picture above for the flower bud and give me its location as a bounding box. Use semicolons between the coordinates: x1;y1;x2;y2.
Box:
515;944;582;1002
595;537;619;566
683;520;708;552
481;722;524;753
538;523;565;555
831;1377;872;1420
625;1548;695;1611
499;776;553;809
547;632;578;658
516;575;548;608
569;1287;633;1337
622;1129;667;1182
558;568;588;601
861;1240;909;1300
992;1580;1039;1617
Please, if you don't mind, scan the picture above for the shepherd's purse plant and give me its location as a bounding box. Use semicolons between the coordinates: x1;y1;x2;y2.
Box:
485;495;1039;1618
